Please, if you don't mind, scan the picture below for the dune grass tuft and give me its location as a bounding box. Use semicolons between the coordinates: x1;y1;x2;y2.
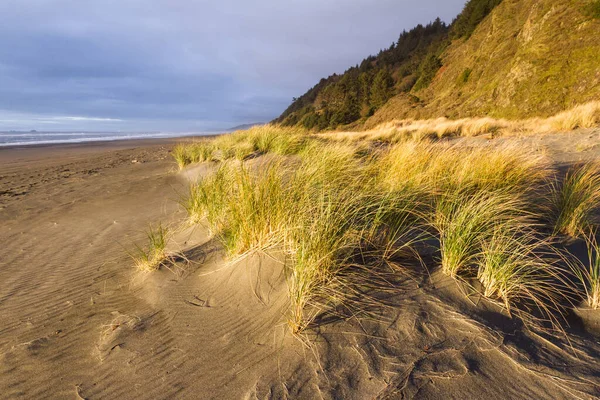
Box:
183;165;232;227
183;141;428;332
572;233;600;309
285;186;363;332
552;163;600;237
212;125;309;160
377;139;569;322
218;162;290;255
378;141;549;194
548;101;600;131
172;144;190;169
172;141;214;169
477;227;567;319
132;223;170;272
433;193;527;278
173;125;311;168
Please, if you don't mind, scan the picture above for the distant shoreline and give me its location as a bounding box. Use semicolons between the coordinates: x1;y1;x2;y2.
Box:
0;132;223;151
0;133;226;166
0;132;223;150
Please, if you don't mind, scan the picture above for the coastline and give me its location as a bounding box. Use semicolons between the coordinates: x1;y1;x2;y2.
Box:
0;134;224;167
0;137;186;211
3;129;600;398
0;139;189;397
0;133;221;152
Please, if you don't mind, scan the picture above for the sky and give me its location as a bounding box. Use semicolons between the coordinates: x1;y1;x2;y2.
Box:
0;0;466;132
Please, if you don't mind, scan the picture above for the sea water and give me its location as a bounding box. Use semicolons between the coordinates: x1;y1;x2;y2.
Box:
0;131;213;147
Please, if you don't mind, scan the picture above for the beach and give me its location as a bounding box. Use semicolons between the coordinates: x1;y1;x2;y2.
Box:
3;132;600;399
0;139;185;397
0;138;304;399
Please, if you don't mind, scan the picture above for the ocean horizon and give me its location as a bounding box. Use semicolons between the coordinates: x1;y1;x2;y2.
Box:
0;130;219;147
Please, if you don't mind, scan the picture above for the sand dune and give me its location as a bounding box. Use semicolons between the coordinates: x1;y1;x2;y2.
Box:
2;133;600;399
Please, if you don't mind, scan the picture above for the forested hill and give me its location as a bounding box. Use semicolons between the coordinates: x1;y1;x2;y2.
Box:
275;0;600;130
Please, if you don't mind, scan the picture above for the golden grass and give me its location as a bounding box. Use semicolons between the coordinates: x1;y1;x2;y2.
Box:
571;232;600;309
173;125;310;168
548;102;600;131
174;102;599;170
131;223;170;272
477;227;568;321
377;140;550;197
174;119;600;334
552;163;600;237
328;101;600;142
433;192;528;278
172;141;214;169
184;142;427;332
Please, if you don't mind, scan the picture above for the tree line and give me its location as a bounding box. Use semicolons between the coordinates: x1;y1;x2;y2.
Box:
274;0;504;130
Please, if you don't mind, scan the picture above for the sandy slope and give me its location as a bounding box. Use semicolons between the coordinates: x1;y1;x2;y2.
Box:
1;132;600;399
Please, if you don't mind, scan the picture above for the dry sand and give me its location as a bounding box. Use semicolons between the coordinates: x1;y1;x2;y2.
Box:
2;132;600;399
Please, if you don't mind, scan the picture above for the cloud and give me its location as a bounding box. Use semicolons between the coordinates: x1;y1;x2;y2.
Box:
49;116;123;122
0;0;465;131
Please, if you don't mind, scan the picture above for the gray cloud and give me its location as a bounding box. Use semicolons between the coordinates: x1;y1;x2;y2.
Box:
0;0;465;131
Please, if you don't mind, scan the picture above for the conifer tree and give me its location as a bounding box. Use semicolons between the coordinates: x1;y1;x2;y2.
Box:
370;69;394;109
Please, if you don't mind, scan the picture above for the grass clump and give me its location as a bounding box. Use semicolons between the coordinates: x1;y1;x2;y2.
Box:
184;142;424;332
212;133;256;161
477;227;566;320
433;193;526;278
377;141;549;199
378;139;567;321
184;166;232;226
552;163;600;237
548;101;600;131
458;68;472;84
572;233;600;309
583;0;600;19
185;159;298;256
172;141;214;169
218;162;290;256
286;186;364;332
131;223;170;272
174;125;311;167
250;125;308;155
172;144;190;169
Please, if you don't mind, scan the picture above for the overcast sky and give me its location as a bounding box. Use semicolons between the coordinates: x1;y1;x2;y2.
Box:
0;0;465;131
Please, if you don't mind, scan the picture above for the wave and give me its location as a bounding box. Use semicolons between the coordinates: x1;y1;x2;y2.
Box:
0;131;216;147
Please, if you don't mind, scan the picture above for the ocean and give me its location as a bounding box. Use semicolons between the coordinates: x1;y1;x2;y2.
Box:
0;131;215;147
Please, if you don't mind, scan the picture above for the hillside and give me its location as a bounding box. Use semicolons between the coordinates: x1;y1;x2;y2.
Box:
227;122;265;131
276;0;600;130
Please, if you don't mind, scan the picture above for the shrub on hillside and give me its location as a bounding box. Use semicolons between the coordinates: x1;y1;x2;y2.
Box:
413;54;443;91
583;0;600;18
450;0;503;39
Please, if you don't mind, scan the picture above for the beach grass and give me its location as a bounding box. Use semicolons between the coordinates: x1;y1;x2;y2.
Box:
376;141;550;198
132;223;170;272
572;232;600;309
183;165;232;227
552;163;600;237
433;192;526;278
328;101;600;143
477;227;567;320
174;125;311;168
174;123;600;333
173;141;214;169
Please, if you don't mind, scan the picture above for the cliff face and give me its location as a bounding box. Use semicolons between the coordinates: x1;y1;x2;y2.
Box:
397;0;600;120
278;0;600;129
